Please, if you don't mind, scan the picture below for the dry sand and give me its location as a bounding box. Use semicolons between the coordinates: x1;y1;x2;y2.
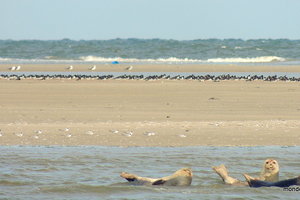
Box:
0;74;300;146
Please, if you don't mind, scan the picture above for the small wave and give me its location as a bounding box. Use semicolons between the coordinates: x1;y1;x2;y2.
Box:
80;56;286;63
0;56;287;64
0;180;32;186
206;56;286;63
79;56;200;63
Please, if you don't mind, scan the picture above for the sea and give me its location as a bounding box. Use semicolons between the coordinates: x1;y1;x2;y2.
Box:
0;146;299;199
0;38;300;65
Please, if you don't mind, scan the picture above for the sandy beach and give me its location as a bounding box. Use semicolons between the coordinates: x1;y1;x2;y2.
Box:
1;65;300;146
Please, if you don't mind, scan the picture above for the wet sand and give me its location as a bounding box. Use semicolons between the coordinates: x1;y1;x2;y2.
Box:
0;76;300;146
1;63;300;72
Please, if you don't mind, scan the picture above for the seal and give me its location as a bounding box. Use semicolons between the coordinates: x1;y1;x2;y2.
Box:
212;159;279;186
259;159;279;181
120;168;192;186
244;174;300;188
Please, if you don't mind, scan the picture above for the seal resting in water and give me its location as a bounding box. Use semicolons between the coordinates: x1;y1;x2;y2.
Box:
120;168;192;186
212;159;279;186
244;174;300;188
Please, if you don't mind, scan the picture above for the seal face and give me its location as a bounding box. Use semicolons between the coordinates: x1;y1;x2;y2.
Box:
120;168;192;186
260;159;279;182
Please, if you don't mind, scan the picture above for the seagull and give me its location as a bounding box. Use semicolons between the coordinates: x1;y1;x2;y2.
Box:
178;134;187;138
67;65;73;70
110;130;119;134
144;132;156;136
15;66;21;70
123;131;133;137
33;135;39;139
66;134;72;138
86;130;94;135
35;130;43;134
10;66;16;71
15;132;23;137
90;65;96;70
126;66;133;71
0;129;3;137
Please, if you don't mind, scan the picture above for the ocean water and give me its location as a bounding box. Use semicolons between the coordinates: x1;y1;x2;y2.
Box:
0;146;299;199
0;39;300;65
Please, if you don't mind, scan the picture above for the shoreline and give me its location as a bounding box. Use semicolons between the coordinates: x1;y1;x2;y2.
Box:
1;78;300;146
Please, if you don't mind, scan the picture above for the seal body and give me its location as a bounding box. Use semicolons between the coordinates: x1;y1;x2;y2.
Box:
244;174;300;188
120;168;192;186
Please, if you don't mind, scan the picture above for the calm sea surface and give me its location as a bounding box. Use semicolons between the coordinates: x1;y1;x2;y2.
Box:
1;39;300;65
0;146;299;199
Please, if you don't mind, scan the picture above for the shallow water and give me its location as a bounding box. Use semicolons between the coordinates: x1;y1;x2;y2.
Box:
0;146;299;199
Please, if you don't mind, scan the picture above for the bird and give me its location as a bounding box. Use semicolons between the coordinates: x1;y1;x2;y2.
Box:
144;132;156;136
15;66;21;70
123;131;133;137
178;134;187;138
35;130;43;134
67;65;73;70
90;65;96;70
15;132;23;137
110;130;119;134
126;66;133;71
86;130;94;135
10;66;16;71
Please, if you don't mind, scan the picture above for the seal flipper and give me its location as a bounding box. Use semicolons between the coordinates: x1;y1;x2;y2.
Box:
120;172;137;182
152;179;166;185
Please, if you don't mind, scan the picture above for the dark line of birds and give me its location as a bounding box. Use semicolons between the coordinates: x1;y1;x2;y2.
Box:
1;74;300;81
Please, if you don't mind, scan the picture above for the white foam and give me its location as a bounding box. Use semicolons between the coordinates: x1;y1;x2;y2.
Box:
206;56;285;63
79;56;200;63
0;56;286;64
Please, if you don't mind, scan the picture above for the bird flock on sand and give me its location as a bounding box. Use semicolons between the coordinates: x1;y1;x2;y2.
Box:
2;73;300;82
0;129;189;139
3;65;300;81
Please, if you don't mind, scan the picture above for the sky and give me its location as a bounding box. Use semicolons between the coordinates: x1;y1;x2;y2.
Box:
1;0;300;40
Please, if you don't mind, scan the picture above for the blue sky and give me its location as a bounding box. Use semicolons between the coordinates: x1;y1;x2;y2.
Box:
1;0;300;40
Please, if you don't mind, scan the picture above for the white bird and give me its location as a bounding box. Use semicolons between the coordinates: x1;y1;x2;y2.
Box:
110;130;119;134
0;130;3;137
67;65;73;70
123;131;133;137
178;134;187;138
35;130;43;134
144;132;156;136
64;128;70;132
10;66;16;71
33;135;39;139
66;134;72;138
15;66;21;70
90;65;96;70
126;66;133;71
15;132;23;137
86;130;94;135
